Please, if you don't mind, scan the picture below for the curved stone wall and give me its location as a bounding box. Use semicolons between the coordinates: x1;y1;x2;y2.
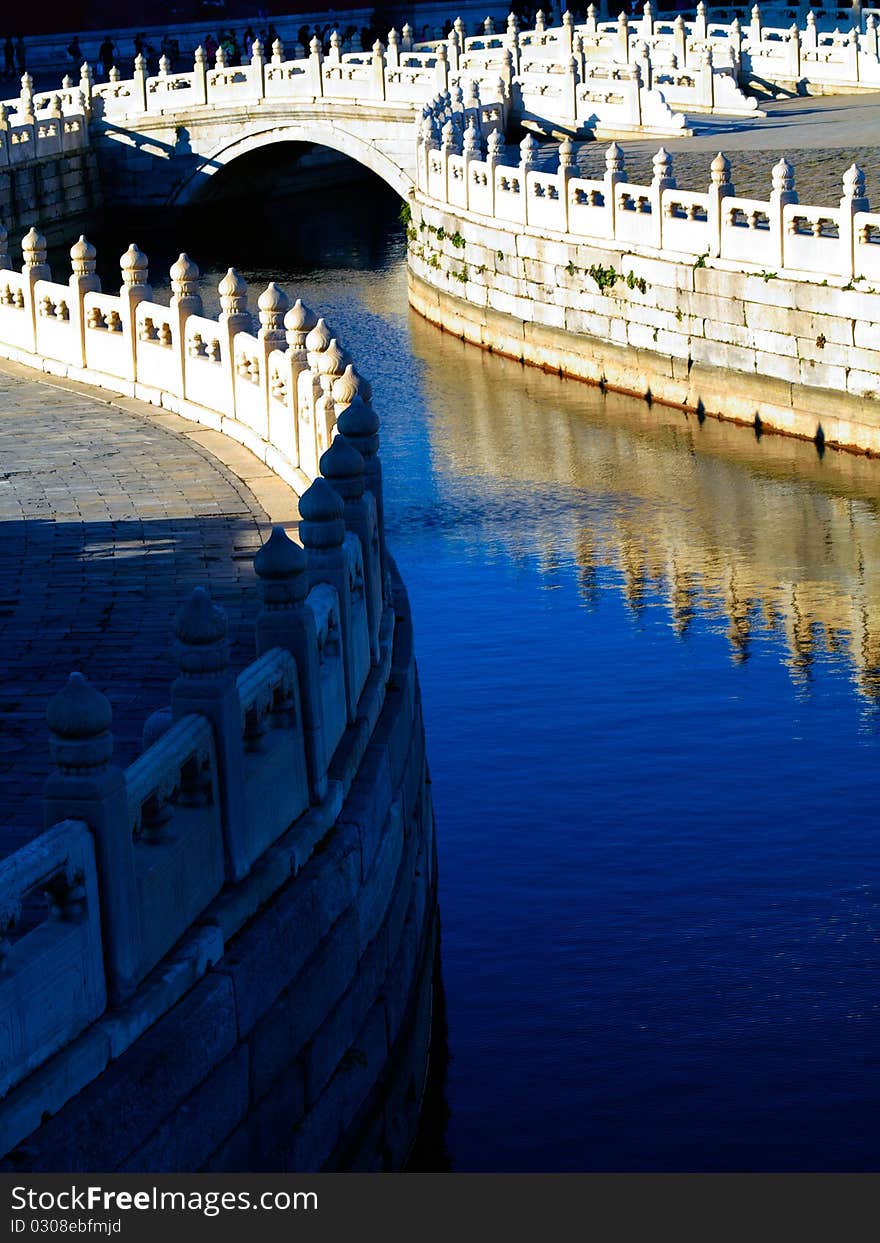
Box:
0;229;437;1171
2;557;436;1172
407;105;880;455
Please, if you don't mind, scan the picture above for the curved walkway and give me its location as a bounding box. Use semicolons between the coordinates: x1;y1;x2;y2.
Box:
0;360;300;853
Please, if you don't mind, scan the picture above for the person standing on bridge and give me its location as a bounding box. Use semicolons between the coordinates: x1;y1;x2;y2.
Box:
3;35;14;80
15;35;25;73
98;36;115;77
66;35;82;71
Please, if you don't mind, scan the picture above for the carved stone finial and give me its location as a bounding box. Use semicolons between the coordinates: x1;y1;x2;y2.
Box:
842;162;867;200
305;316;332;357
463;119;482;158
318;338;346;378
771;155;795;196
320;432;366;501
558;136;576;175
120;243;148;287
652;146;675;187
605;141;625;175
174;586;229;675
218;267;248;315
22;226;48;268
170;252;200;300
336;394;379;460
486;129;505;160
47;672;113;771
298;477;346;551
710;150;732;188
254;525;308;607
284;297;318;348
70;235;97;276
520;133;539;168
257;281;290;335
331;363;365;406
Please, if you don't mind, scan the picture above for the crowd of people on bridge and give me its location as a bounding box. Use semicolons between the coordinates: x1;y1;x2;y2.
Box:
3;3;690;90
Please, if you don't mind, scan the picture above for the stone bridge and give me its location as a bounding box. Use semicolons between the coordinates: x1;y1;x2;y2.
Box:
83;36;504;207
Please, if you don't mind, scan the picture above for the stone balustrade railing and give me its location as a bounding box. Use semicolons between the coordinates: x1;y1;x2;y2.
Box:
0;75;88;169
0;224;400;1143
88;38;474;121
4;5;879;178
414;5;880;95
0;8;795;178
416;104;880;285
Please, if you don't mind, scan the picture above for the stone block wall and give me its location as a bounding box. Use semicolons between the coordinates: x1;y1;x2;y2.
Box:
0;151;101;242
406;192;880;454
1;565;436;1173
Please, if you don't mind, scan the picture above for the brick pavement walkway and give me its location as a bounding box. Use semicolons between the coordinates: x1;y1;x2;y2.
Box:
0;362;300;855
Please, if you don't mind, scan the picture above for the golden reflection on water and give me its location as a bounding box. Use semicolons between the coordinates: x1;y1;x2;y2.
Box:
406;310;880;699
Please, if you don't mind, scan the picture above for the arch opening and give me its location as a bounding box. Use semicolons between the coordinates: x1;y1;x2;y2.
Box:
170;120;415;208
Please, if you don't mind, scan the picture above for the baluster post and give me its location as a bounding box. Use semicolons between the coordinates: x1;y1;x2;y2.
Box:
309;36;324;96
171;588;249;880
321;434;382;665
299;478;368;723
44;673;141;1001
336;393;385;592
68;235;100;369
170;252;201;399
276;298;317;462
217;268;249;419
254;527;328;802
604;141;626;239
840;163;869;282
257;281;290;426
21;226;50;352
119;243;151;385
372;40;387;100
132;52;147;111
651;147;675;250
770;155;797;270
250;38;266;98
194;45;208;105
708;150;733;258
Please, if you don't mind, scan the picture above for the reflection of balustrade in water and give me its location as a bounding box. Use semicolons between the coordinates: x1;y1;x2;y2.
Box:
407;308;880;697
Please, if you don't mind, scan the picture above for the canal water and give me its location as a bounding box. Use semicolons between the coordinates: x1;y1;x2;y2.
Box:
81;169;880;1172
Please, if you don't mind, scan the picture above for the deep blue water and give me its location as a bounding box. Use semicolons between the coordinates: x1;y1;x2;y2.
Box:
85;182;880;1171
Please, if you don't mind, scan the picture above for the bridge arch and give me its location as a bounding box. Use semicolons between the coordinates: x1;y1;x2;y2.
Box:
169;119;415;206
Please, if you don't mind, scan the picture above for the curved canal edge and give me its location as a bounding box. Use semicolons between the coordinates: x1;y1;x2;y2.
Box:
0;553;437;1173
407;265;879;458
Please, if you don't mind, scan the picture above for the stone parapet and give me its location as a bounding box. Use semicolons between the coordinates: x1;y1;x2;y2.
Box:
408;128;880;453
0;229;437;1171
